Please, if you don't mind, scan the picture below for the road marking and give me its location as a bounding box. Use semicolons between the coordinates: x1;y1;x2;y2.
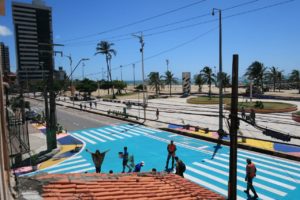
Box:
73;122;79;126
43;159;87;171
113;126;140;136
125;125;155;134
105;128;132;137
73;133;96;144
221;154;300;179
89;130;115;141
214;155;299;183
81;131;106;142
48;163;91;174
70;167;95;173
197;146;209;150
193;162;287;196
64;155;82;161
238;152;300;172
186;166;275;200
239;149;300;167
203;159;296;190
168;134;178;137
184;173;239;200
122;128;146;135
96;129;124;139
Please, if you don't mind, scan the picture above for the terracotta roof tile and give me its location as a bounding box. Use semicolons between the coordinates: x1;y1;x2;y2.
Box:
34;172;225;200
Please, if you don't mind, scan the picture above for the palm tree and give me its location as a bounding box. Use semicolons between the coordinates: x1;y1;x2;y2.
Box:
95;41;117;98
147;72;163;96
268;66;278;92
201;66;216;98
277;71;284;92
218;72;231;92
245;61;267;93
289;69;300;94
194;73;205;93
162;70;178;96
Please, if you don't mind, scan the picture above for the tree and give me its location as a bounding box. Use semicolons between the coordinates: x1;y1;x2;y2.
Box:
162;70;178;96
99;79;112;95
277;71;284;92
147;72;163;96
201;66;216;98
95;41;117;98
219;72;231;92
289;69;300;94
245;61;266;93
267;66;279;92
113;80;127;95
76;78;97;97
194;73;205;93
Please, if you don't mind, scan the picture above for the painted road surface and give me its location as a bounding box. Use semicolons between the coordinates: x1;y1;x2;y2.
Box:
29;124;300;200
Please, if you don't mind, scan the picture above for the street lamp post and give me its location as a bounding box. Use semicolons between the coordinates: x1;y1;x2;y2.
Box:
82;62;85;80
133;32;147;122
133;64;136;87
166;59;169;71
120;65;123;81
212;8;224;135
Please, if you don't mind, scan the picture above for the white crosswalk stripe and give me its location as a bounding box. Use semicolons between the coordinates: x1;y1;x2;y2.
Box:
44;159;87;170
81;131;106;142
48;163;91;174
89;130;115;141
125;125;155;134
192;162;287;196
112;126;140;136
186;166;275;200
122;128;146;135
70;167;95;173
184;174;247;200
239;149;300;168
214;156;299;183
96;129;124;139
203;159;296;190
238;152;300;172
73;133;96;144
221;154;300;179
105;128;132;137
64;155;82;161
128;125;158;133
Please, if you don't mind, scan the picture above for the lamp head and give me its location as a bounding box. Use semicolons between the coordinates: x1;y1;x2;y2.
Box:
212;9;215;16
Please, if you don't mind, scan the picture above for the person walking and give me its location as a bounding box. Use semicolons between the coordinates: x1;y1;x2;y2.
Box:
250;109;256;125
94;101;97;108
89;101;92;108
175;156;186;177
134;161;145;172
165;140;177;170
241;107;246;119
80;104;82;110
156;108;159;120
244;158;258;199
84;104;87;110
86;148;110;173
121;146;130;173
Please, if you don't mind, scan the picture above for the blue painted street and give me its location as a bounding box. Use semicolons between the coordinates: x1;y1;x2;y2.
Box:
31;124;300;200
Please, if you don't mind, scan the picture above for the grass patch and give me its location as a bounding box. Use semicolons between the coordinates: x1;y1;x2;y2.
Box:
187;96;231;104
237;102;296;110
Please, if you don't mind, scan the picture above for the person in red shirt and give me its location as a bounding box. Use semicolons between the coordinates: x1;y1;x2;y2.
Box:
244;158;258;199
165;140;177;170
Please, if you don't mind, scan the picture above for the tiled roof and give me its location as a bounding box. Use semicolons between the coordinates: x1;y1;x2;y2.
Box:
34;172;225;200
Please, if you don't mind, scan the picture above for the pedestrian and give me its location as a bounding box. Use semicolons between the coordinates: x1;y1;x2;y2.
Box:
165;140;177;170
134;161;145;172
175;156;186;177
89;101;92;108
109;170;113;174
86;148;110;173
121;146;130;173
241;107;246;119
80;104;82;110
151;168;157;174
128;154;135;172
156;108;159;120
244;158;258;199
84;104;87;110
94;101;97;108
250;109;256;125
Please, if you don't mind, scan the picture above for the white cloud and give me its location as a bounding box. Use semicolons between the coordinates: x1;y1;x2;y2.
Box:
0;25;12;36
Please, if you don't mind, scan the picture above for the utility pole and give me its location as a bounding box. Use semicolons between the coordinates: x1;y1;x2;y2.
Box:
212;8;224;135
166;59;169;71
65;54;73;97
133;64;136;87
82;62;85;80
228;54;239;200
120;65;123;81
133;32;146;121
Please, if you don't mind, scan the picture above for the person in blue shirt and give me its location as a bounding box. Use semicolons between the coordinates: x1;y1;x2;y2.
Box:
122;146;130;173
134;161;145;172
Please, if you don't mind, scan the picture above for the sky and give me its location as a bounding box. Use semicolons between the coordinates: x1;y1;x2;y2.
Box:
0;0;300;81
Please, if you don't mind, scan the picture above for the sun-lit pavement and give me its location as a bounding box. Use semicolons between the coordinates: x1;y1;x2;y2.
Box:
49;95;300;146
25;124;300;200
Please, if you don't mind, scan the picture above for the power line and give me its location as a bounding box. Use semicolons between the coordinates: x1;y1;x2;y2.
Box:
61;0;207;43
65;0;260;46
